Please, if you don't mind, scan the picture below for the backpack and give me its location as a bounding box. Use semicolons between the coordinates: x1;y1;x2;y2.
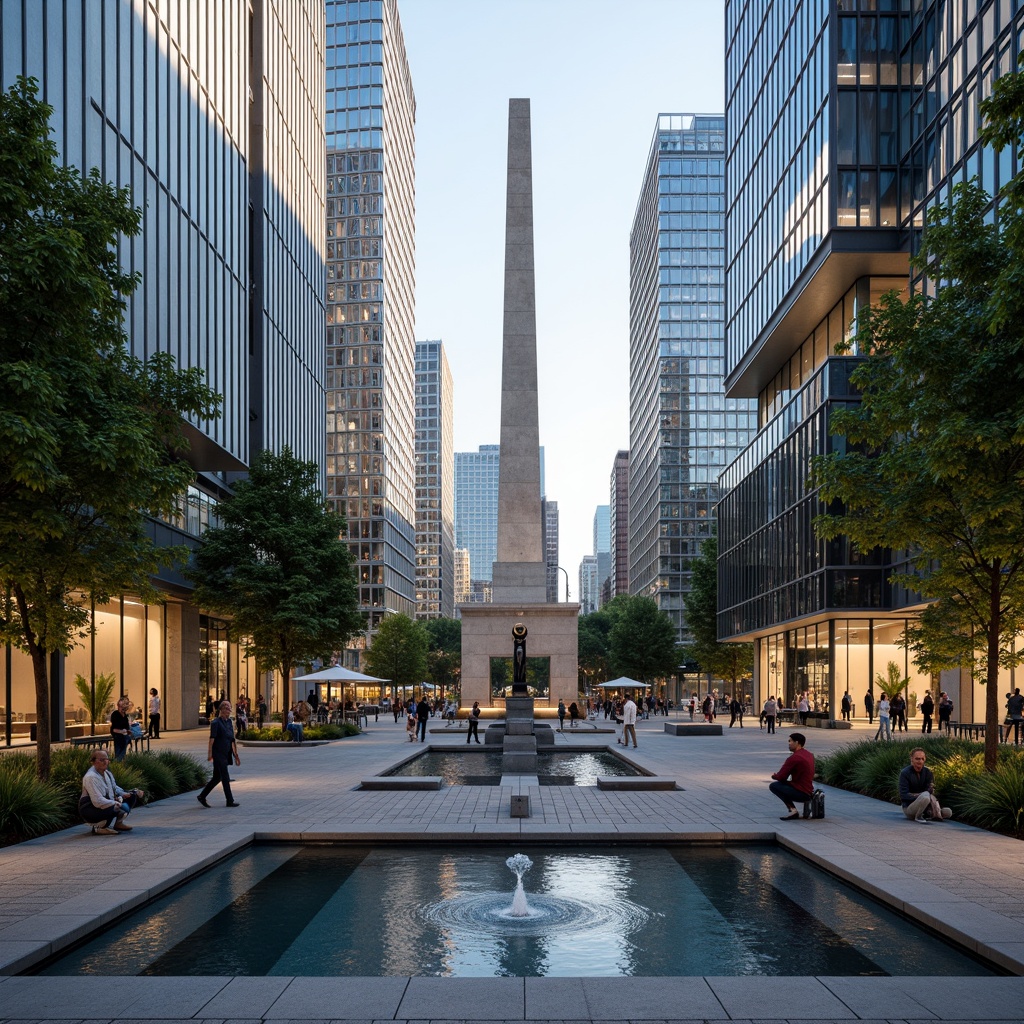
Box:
803;789;825;819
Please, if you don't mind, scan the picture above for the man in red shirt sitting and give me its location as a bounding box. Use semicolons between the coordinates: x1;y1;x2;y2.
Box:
769;732;815;820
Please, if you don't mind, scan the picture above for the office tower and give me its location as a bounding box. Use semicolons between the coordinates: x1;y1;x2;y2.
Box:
0;0;325;741
453;548;471;607
414;340;454;619
593;505;611;604
610;450;630;598
325;0;417;652
454;444;545;600
628;114;757;644
542;498;560;602
719;0;1022;719
579;555;600;616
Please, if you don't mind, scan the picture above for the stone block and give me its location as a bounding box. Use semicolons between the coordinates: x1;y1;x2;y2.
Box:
664;722;723;736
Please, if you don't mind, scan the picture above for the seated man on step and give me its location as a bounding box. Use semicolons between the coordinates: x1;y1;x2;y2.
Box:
899;747;953;822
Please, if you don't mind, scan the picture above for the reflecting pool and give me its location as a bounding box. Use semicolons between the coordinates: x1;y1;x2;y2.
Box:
382;748;641;785
38;844;998;978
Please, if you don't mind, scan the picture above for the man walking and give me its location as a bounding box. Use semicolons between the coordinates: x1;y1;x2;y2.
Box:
198;701;240;808
619;694;638;748
763;695;778;734
416;693;431;742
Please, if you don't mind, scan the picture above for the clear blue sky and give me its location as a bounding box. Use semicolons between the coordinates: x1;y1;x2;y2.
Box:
400;0;726;592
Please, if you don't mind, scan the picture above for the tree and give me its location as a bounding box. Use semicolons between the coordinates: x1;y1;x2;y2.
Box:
365;613;428;694
188;447;362;702
607;595;679;684
73;672;116;734
577;608;612;691
423;617;461;698
682;533;754;693
812;94;1024;770
0;80;221;780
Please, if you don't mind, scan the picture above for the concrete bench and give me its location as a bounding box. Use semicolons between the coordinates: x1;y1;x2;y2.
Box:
664;723;722;736
596;776;678;790
358;776;443;790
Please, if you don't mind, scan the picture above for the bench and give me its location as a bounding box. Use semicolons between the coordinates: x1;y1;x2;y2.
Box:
68;733;150;753
664;723;723;736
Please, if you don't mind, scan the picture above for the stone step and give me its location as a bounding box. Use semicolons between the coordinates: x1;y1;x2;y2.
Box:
505;721;534;735
502;735;538;752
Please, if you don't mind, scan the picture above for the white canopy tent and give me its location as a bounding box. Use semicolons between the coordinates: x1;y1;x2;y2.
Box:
598;677;651;689
293;665;390;708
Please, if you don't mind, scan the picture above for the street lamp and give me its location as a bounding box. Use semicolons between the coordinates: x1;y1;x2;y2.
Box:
548;563;570;602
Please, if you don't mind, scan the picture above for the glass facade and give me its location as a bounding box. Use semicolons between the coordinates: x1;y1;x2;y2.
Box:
609;450;630;598
542;498;560;603
1;0;326;740
628;114;758;644
414;340;455;619
721;0;1024;718
324;0;417;643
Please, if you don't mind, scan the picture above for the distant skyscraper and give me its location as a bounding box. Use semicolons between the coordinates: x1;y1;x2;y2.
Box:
610;450;630;599
453;547;471;607
454;445;545;600
414;341;454;619
542;498;560;602
593;505;611;605
579;555;600;615
628;114;757;643
325;0;417;652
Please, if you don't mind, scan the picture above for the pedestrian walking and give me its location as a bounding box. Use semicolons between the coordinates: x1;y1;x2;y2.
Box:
197;701;240;808
466;701;481;744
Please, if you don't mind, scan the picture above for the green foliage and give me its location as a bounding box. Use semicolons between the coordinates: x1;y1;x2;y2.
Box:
0;79;221;781
423;617;461;694
73;672;116;731
578;609;612;687
846;743;919;802
815;742;867;788
47;746;93;796
607;595;679;684
154;749;209;789
0;770;69;845
242;722;359;740
365;613;428;689
874;661;909;699
0;752;36;777
121;752;178;800
187;447;362;700
950;760;1024;836
681;533;754;685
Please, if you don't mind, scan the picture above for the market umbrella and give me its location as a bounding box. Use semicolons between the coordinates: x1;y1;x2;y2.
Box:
598;677;651;689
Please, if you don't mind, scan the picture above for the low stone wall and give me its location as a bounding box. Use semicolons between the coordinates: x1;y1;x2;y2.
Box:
664;723;723;736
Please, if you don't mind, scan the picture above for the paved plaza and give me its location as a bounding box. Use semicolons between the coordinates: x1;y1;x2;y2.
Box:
1;713;1023;1023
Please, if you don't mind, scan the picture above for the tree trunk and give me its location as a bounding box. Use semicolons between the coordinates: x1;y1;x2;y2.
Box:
14;585;51;781
985;570;1001;773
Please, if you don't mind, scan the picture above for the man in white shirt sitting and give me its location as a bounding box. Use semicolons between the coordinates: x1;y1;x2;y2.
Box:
79;749;144;835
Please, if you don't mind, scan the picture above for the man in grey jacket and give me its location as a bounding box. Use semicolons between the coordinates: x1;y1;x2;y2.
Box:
80;749;144;835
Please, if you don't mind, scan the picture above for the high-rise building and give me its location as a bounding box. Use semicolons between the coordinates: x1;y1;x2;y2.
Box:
542;498;560;602
719;0;1023;720
578;555;600;616
628;114;757;644
610;450;630;598
414;340;454;619
324;0;417;655
593;505;611;604
454;444;545;600
453;547;471;607
0;0;327;740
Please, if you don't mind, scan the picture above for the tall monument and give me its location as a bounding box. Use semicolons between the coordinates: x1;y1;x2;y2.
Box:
459;99;579;716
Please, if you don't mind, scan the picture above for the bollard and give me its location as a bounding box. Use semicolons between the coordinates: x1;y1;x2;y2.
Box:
510;794;530;818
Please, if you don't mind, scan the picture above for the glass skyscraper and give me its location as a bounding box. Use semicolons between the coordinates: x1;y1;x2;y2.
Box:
609;450;630;599
720;0;1024;720
324;0;417;651
414;340;454;619
628;114;757;644
0;0;326;738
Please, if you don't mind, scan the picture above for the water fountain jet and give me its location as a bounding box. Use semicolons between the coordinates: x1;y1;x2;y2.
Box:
506;853;533;917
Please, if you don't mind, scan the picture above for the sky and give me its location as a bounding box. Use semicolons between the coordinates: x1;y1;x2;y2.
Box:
399;0;726;595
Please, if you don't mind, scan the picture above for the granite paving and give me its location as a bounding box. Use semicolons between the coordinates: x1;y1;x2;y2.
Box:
1;714;1022;1023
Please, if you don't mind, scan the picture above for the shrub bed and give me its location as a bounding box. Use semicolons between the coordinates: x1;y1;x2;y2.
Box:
0;748;209;847
816;737;1024;838
241;722;360;741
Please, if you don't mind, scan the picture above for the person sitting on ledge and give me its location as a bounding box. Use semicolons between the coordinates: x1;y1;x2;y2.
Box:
79;749;144;835
899;747;953;822
769;732;814;820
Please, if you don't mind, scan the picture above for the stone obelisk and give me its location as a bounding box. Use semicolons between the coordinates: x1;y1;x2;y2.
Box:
458;99;579;734
491;98;548;604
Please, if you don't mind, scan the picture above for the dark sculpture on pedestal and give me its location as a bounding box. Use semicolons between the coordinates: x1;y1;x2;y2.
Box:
512;622;528;694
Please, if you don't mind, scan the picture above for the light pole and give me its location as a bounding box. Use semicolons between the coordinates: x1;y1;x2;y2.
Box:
548;563;570;602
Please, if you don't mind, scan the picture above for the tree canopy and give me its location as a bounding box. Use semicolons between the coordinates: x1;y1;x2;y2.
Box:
606;595;679;684
365;613;429;694
682;533;754;689
187;447;363;698
812;74;1024;771
423;616;461;696
0;79;221;779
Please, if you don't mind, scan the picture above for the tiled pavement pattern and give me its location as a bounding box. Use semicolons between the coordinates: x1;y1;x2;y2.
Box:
2;715;1023;1023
